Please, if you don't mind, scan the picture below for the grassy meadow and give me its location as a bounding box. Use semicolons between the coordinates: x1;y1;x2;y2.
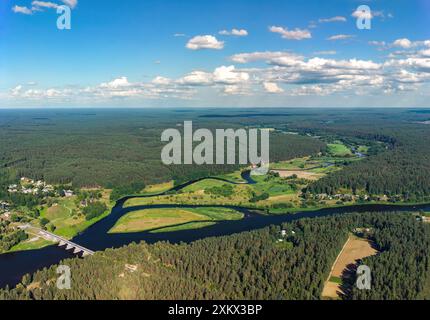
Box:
109;207;244;233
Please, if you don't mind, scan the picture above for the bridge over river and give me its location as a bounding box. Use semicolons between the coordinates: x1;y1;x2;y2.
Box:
19;225;94;257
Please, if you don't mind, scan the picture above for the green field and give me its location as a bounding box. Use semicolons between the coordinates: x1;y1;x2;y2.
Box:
250;175;296;196
181;179;229;193
270;157;315;170
122;151;372;216
55;210;111;238
357;145;369;154
109;207;244;233
270;155;358;174
38;195;112;239
151;221;217;233
9;238;54;252
327;142;353;157
123;172;301;209
216;171;248;183
141;181;174;195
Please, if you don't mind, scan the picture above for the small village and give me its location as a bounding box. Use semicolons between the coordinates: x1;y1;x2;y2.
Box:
0;177;74;222
311;193;393;203
9;177;56;195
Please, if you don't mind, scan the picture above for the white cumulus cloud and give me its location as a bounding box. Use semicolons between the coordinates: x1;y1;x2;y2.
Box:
327;34;355;41
230;51;302;64
61;0;78;9
178;71;213;85
213;65;249;84
219;29;248;36
12;5;33;14
152;76;172;85
100;77;131;89
351;8;373;20
269;26;311;40
32;1;59;9
178;65;249;86
12;1;78;15
263;82;284;93
186;35;224;50
319;16;347;23
393;38;412;49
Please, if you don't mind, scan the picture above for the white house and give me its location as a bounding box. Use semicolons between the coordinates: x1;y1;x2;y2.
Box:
64;190;74;197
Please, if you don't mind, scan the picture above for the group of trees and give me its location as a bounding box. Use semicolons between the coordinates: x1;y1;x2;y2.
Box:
249;192;270;203
0;222;27;253
5;193;44;209
307;128;430;200
205;184;234;198
1;211;428;300
82;202;108;220
348;214;430;300
109;182;146;201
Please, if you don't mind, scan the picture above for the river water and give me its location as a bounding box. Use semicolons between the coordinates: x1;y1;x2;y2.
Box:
0;172;428;289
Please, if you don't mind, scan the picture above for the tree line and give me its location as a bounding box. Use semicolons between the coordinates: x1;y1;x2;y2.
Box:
1;211;428;300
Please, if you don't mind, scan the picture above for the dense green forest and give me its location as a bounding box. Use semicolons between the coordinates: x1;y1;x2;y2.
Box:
2;108;430;201
1;212;428;300
306;126;430;199
0;109;325;189
348;213;430;300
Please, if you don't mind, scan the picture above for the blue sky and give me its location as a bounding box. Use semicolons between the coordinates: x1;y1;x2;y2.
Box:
1;0;430;107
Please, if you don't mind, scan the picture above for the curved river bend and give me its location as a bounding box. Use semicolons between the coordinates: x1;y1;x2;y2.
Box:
0;172;428;288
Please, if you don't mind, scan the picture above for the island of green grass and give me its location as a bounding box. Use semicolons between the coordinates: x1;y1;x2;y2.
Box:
109;207;244;234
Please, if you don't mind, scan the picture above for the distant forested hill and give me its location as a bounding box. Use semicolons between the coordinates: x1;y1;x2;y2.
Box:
1;108;430;199
1;212;429;300
0;109;325;188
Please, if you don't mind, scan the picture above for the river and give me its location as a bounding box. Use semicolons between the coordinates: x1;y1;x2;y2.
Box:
0;171;428;289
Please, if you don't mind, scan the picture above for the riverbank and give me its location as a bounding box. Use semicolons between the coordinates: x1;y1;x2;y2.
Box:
1;199;429;289
6;165;430;253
